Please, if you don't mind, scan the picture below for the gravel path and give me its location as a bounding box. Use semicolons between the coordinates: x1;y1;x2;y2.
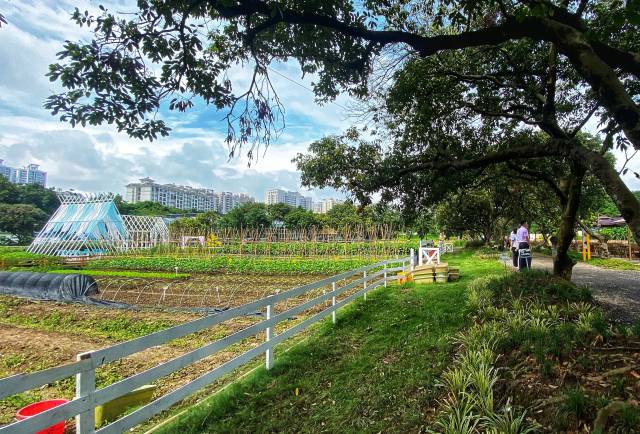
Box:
533;255;640;324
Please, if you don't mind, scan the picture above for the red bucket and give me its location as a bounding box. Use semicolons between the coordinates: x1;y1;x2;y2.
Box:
16;399;69;434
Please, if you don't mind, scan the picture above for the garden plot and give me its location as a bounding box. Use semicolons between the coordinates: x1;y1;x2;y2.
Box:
0;268;374;427
93;272;365;312
93;274;318;310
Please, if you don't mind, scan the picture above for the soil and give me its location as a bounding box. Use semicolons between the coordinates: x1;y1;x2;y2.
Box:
498;335;640;433
94;273;328;310
533;256;640;324
0;271;364;426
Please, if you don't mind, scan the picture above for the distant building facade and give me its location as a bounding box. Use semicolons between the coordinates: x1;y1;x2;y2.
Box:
125;178;254;214
265;188;313;211
313;198;342;214
0;159;47;186
217;191;254;214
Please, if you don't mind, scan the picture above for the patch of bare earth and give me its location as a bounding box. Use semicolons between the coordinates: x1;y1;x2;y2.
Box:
498;336;640;432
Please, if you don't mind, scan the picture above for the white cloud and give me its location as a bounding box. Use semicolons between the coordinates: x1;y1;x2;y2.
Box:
0;0;350;201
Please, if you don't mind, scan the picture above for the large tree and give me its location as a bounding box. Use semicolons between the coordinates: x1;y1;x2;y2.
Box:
28;0;640;250
0;204;48;244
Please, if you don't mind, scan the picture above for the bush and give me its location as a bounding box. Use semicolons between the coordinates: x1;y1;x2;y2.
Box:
465;240;485;249
486;270;591;305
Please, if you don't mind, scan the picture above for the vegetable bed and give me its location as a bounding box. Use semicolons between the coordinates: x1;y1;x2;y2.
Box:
87;256;376;275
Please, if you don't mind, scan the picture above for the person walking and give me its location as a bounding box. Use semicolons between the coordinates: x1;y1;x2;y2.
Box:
516;220;532;270
510;227;518;269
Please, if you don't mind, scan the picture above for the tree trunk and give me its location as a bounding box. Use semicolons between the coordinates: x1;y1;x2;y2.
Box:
569;145;640;245
540;19;640;150
553;164;586;280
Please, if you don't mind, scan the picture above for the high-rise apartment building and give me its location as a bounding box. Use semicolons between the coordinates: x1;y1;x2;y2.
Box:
312;198;342;214
264;188;313;211
125;178;254;214
216;191;254;214
0;160;47;187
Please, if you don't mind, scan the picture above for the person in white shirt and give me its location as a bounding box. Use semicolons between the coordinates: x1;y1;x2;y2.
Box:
516;220;531;269
510;227;518;268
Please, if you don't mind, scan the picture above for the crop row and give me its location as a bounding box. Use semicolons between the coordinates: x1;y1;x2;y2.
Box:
42;269;191;279
0;250;63;270
87;255;377;275
144;240;416;257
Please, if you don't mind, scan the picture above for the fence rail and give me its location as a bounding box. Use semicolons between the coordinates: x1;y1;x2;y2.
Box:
0;257;409;434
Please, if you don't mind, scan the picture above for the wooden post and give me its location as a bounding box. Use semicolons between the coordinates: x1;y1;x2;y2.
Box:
75;352;96;434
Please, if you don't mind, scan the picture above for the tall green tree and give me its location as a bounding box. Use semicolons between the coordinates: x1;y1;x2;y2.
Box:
267;203;295;222
17;184;60;215
217;203;272;229
0;204;48;244
114;195;191;216
284;208;319;229
0;176;19;204
39;0;640;244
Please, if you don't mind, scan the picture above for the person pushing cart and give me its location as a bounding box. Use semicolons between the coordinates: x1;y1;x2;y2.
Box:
516;220;532;270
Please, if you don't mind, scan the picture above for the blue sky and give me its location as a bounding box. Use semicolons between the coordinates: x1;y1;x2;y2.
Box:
0;0;638;203
0;0;353;201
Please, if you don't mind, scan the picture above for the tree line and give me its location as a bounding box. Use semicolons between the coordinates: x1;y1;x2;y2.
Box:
0;176;59;244
169;202;403;233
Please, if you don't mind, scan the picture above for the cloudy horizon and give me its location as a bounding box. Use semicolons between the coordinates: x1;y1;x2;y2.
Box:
0;0;355;202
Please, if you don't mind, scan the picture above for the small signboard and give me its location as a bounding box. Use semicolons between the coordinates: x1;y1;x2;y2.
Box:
518;248;532;269
518;248;531;258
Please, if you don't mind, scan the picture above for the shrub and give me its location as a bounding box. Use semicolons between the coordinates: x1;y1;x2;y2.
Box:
465;240;485;249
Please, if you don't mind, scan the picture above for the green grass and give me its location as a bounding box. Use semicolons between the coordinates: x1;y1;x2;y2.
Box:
154;250;503;434
584;257;640;271
0;297;176;342
0;249;62;269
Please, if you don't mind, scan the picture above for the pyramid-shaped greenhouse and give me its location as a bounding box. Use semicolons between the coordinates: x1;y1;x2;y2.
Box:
28;192;169;256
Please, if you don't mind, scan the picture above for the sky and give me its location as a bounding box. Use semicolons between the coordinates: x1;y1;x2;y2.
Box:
0;0;354;202
0;0;638;203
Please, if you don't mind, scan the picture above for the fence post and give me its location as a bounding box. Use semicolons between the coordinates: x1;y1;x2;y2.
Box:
265;297;274;370
331;281;337;324
363;270;368;301
75;352;95;434
384;262;388;288
410;248;415;271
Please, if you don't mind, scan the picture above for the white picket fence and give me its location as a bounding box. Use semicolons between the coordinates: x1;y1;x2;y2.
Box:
0;257;409;434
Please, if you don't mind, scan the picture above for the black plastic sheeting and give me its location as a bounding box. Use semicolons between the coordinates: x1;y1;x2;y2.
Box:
0;271;231;315
0;271;99;301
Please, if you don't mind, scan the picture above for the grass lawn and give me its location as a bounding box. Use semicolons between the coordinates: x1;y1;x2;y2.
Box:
584;257;640;271
154;251;504;434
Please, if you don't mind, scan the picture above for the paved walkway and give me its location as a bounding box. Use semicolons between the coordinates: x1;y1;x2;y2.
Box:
533;255;640;324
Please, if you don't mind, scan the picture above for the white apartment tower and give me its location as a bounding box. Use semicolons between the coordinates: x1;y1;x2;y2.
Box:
313;198;342;214
265;188;313;211
125;178;254;213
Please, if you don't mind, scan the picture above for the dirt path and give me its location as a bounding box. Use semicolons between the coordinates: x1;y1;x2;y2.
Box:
533;255;640;324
